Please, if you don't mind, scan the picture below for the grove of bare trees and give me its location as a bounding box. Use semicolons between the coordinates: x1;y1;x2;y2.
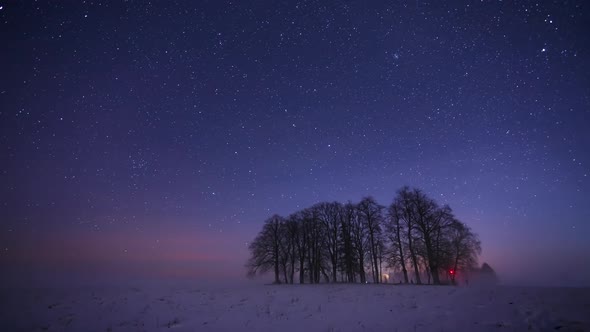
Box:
246;186;481;285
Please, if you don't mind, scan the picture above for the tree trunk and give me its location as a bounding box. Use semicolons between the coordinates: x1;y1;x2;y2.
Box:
407;233;422;284
378;252;383;283
332;262;337;284
372;252;379;283
274;256;280;284
299;259;305;284
358;254;366;283
424;238;440;285
290;256;295;284
321;268;330;283
283;265;288;284
395;221;409;283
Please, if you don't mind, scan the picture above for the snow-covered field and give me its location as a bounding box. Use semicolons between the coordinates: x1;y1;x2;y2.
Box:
1;282;588;332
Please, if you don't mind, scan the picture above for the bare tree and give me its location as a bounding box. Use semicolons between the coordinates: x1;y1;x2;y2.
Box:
288;211;308;284
408;188;440;284
247;187;483;286
385;201;410;283
393;187;457;285
246;230;273;279
395;187;423;284
357;197;384;283
284;215;300;284
413;192;460;284
246;214;285;283
278;216;299;284
349;203;368;283
301;207;324;283
341;202;358;282
448;220;481;284
314;201;342;283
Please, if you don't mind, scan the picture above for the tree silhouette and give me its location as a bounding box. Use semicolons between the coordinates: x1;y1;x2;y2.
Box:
315;202;342;283
394;187;423;284
448;220;481;284
287;212;307;284
341;202;359;282
302;207;324;283
357;197;384;283
385;198;409;283
246;186;483;286
284;215;300;284
246;214;285;283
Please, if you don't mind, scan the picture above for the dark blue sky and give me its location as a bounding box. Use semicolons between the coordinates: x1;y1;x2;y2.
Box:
1;1;589;286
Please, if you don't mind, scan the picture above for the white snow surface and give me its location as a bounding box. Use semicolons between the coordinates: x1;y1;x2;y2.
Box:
1;282;589;332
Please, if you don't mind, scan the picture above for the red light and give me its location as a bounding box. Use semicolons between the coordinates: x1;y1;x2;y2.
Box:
449;270;454;274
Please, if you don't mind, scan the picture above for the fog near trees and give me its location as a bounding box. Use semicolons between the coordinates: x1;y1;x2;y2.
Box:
246;186;482;285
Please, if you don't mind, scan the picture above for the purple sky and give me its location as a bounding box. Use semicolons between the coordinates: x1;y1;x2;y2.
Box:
1;1;589;287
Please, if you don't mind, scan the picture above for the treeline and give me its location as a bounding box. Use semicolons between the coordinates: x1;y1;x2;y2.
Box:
246;186;481;285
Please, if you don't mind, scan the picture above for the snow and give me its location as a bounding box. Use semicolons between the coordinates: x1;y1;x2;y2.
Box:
1;281;588;332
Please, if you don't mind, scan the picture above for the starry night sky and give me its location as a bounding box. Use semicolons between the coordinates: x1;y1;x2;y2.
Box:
1;1;589;286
